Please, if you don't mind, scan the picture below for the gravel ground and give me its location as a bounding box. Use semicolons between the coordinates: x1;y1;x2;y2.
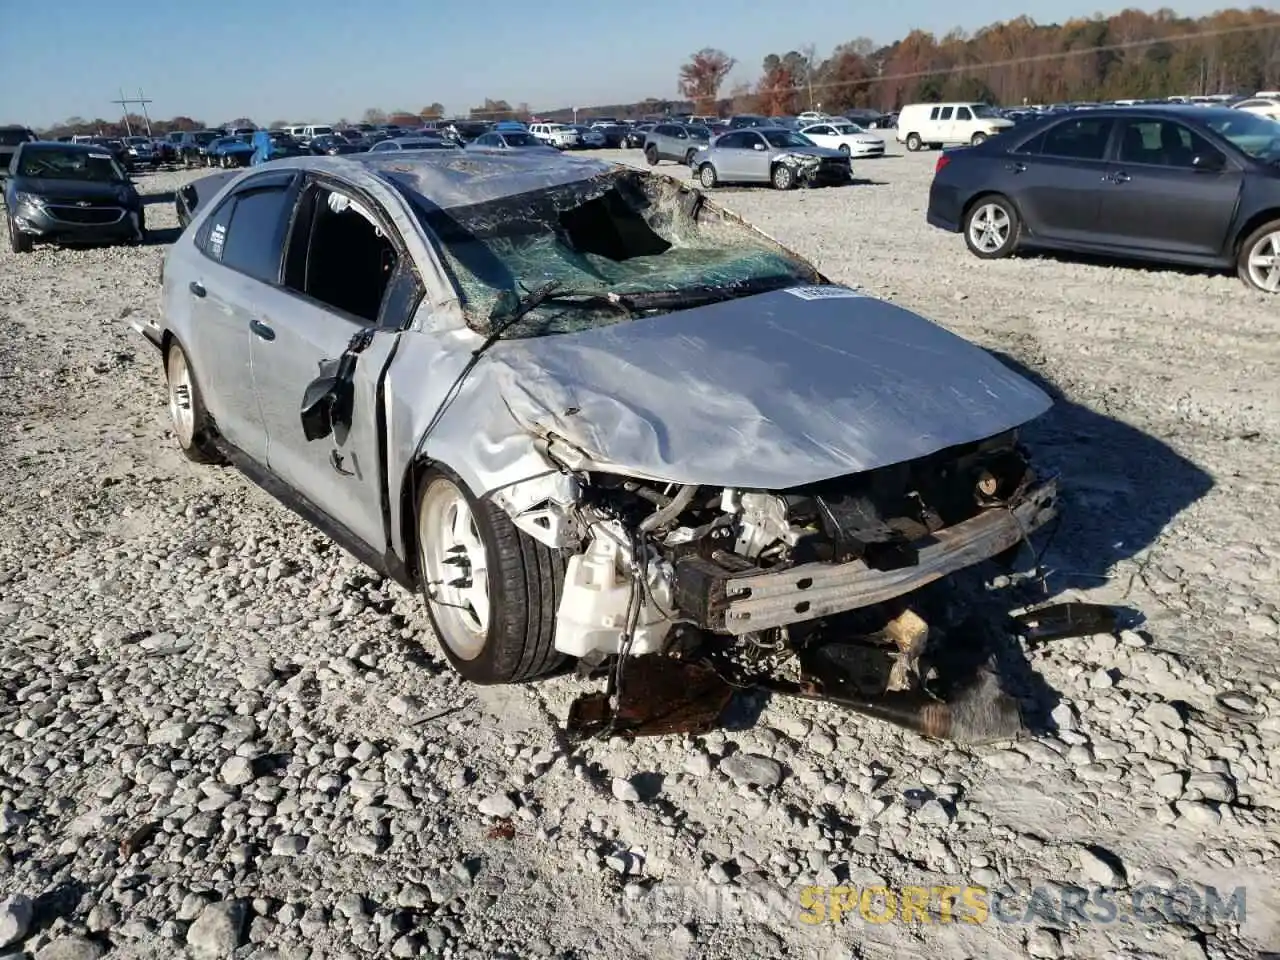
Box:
1;149;1278;960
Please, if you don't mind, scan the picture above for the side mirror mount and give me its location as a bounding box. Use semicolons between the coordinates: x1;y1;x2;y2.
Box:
753;142;766;151
1192;152;1225;172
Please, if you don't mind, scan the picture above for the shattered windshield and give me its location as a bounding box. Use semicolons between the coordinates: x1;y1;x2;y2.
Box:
502;133;541;147
763;130;816;148
17;147;127;182
398;168;818;338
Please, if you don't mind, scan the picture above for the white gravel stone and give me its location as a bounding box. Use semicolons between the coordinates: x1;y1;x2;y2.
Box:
478;792;518;817
186;900;247;958
611;777;642;803
1078;847;1124;887
0;894;33;949
720;753;783;788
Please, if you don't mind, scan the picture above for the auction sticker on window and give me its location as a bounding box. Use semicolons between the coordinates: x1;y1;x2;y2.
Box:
784;285;867;300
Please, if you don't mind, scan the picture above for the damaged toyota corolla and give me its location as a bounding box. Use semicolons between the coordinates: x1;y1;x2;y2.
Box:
137;151;1058;735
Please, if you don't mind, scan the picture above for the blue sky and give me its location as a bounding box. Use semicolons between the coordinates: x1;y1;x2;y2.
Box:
0;0;1228;126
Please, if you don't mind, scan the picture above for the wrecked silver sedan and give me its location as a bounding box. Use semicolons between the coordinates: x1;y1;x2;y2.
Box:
137;151;1057;714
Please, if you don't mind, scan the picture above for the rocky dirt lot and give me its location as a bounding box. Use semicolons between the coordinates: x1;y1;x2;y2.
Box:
1;149;1278;960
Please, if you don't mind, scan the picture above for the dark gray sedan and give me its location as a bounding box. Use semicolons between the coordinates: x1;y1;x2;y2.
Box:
692;128;852;189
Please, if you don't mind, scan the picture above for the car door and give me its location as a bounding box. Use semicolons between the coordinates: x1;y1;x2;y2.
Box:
952;106;974;142
1093;117;1242;257
1003;117;1114;242
806;124;835;149
247;177;424;551
182;171;301;462
711;131;749;180
738;131;772;181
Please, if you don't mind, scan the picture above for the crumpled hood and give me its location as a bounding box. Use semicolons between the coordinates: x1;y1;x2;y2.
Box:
485;286;1052;490
777;145;847;160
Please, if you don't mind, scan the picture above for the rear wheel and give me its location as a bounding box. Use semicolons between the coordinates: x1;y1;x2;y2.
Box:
165;340;222;464
1238;220;1280;294
905;133;922;152
963;196;1020;259
8;215;32;254
416;467;567;684
838;143;851;156
698;163;718;188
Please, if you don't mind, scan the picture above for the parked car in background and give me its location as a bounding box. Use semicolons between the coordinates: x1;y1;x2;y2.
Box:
309;134;362;156
5;141;145;252
926;106;1280;294
693;128;852;189
569;125;606;149
368;136;460;154
466;130;557;153
299;125;334;147
897;102;1015;151
593;123;627;148
153;138;178;164
644;123;713;165
799;121;886;157
1233;98;1280;120
207;136;256;168
727;115;772;129
528;123;581;149
844;108;893;129
124;136;159;167
0;125;38;176
443;120;493;143
624;123;656;148
176;130;223;168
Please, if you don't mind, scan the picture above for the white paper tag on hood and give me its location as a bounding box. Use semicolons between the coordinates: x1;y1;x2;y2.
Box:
784;285;866;300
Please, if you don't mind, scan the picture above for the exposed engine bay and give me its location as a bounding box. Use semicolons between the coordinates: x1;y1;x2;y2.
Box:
492;428;1058;665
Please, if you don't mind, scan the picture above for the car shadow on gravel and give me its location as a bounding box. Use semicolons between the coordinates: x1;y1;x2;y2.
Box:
1016;248;1235;283
144;227;183;245
989;350;1215;592
142;191;176;206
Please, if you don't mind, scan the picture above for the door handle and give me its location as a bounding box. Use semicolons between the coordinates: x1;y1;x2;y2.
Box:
1106;171;1131;184
249;318;276;341
189;281;206;298
1005;161;1026;173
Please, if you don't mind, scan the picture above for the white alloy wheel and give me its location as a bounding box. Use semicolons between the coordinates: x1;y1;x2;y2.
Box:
1245;229;1280;293
968;202;1012;254
419;478;491;659
167;346;196;448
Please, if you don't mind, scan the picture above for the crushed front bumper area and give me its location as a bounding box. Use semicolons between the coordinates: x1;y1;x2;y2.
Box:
673;476;1058;634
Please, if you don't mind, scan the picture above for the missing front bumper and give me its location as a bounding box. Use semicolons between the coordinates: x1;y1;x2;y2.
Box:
675;477;1058;635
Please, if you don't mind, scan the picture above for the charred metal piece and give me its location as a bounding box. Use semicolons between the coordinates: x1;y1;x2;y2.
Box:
565;655;734;739
1012;602;1118;643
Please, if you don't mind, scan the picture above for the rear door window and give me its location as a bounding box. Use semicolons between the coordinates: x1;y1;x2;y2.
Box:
197;183;294;282
1036;118;1115;161
939;107;954;121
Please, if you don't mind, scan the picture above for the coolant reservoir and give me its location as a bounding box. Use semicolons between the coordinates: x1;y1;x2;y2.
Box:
554;533;672;658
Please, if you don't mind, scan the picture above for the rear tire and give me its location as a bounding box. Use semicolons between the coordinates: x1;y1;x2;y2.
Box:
165;339;223;464
963;195;1020;259
905;133;922;152
8;215;32;253
416;466;568;684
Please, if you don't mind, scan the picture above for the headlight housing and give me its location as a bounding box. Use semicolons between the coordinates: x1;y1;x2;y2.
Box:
14;191;46;208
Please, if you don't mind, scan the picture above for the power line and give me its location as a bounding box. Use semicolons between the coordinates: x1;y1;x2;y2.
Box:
463;19;1278;117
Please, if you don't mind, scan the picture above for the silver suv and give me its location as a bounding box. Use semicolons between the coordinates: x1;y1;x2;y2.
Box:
643;123;713;166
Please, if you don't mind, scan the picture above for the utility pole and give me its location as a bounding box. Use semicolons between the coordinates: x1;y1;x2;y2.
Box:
801;43;817;111
110;88;154;136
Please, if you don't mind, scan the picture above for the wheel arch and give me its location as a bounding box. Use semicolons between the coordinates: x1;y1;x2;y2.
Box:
1233;209;1280;255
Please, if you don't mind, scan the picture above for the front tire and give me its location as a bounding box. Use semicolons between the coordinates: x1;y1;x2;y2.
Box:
698;163;718;188
971;132;988;146
905;133;922;152
963;195;1020;259
644;145;659;165
1238;221;1280;294
8;215;32;253
772;163;796;190
417;467;567;684
165;340;222;464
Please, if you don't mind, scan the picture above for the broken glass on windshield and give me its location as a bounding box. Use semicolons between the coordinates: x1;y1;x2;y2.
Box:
396;168;820;337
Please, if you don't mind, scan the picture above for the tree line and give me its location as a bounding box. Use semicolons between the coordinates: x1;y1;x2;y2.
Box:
679;7;1280;116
